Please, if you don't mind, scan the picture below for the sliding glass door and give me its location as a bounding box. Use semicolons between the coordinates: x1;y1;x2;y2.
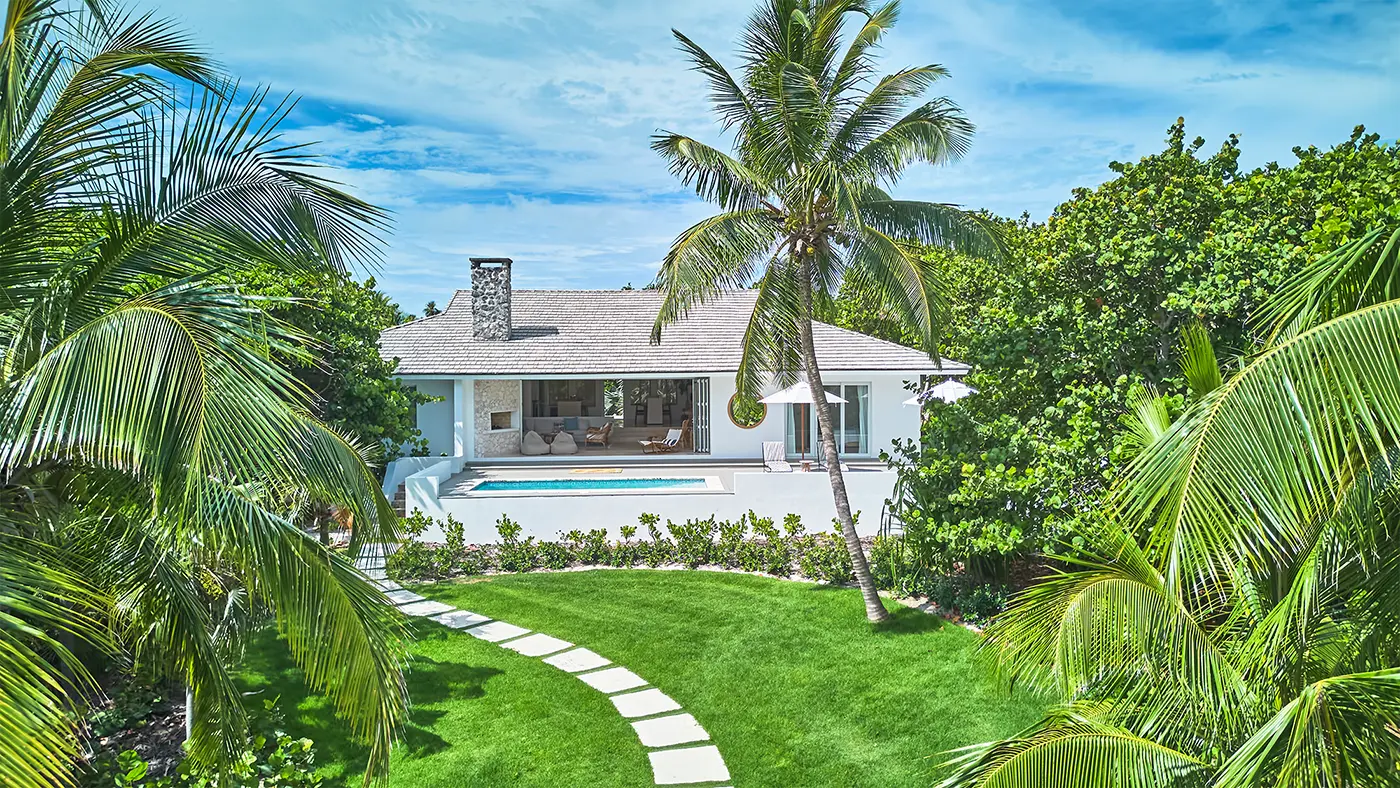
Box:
785;384;869;458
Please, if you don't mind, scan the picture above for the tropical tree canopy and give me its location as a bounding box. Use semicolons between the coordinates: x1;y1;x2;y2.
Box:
878;125;1400;581
0;2;407;785
652;0;998;621
943;225;1400;787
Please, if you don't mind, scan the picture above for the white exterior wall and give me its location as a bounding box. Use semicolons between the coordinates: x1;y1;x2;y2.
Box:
413;379;455;456
403;468;896;543
409;372;922;462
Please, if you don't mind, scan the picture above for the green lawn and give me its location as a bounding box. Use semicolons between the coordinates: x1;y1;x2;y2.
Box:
241;570;1045;787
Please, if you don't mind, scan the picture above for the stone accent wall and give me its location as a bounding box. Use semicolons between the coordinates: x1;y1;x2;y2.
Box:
474;379;521;457
470;258;511;340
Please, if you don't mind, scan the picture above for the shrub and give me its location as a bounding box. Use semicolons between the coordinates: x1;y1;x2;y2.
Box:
386;540;435;581
668;517;717;569
716;517;746;568
736;540;766;573
798;529;853;584
578;529;610;565
81;700;322;788
537;540;570;570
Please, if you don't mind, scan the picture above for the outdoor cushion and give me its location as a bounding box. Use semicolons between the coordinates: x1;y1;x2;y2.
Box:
563;417;579;431
551;432;579;455
522;430;549;456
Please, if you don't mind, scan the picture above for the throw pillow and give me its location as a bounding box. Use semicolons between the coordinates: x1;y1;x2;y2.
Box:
563;417;579;431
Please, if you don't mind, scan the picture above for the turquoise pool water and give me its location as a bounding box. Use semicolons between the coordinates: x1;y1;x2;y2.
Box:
472;477;708;492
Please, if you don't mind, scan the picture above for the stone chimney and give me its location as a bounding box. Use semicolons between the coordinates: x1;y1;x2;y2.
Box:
470;257;512;340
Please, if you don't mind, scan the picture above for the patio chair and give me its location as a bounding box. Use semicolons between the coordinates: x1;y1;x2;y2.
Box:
585;421;613;448
762;441;791;473
640;428;683;454
641;419;692;454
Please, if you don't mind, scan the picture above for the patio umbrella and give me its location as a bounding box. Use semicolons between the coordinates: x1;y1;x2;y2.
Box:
761;382;846;461
902;378;977;406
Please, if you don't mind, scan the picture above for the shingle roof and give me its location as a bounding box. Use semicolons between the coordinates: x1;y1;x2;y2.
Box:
380;289;968;376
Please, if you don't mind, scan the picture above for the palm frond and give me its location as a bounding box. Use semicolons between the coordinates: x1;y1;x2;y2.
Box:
670;29;756;133
1213;669;1400;788
1179;322;1222;398
650;133;771;211
1115;301;1400;593
1258;224;1400;342
841;223;948;353
650;210;780;342
0;534;109;788
938;717;1211;788
828;1;898;99
1120;382;1172;458
845;98;973;185
857;198;1002;258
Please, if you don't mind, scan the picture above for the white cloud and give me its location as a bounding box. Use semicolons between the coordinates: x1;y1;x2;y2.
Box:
165;0;1399;308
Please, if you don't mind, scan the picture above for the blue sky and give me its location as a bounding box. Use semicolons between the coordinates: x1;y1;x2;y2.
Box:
169;0;1399;313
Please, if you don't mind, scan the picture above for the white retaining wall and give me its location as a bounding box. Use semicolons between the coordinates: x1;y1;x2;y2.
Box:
401;468;895;543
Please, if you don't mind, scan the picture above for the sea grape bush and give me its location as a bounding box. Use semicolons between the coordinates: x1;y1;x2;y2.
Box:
384;510;1004;622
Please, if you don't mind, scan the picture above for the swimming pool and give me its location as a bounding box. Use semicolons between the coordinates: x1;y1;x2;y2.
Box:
470;477;712;493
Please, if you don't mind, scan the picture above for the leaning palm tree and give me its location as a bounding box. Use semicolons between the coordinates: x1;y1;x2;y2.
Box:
651;0;997;622
0;3;406;785
942;226;1400;786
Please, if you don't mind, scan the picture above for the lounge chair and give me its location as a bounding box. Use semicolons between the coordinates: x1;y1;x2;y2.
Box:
640;419;692;454
640;428;682;454
585;421;613;448
762;441;791;472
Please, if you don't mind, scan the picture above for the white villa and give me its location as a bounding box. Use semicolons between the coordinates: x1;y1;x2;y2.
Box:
378;258;966;542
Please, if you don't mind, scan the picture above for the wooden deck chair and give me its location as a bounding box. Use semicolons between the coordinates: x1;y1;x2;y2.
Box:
585;421;613;448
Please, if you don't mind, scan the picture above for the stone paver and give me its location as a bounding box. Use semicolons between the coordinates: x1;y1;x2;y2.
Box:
631;713;709;748
610;688;682;719
648;746;730;785
432;610;491;629
502;633;573;657
543;647;611;674
465;621;531;643
398;600;455;617
385;589;424;605
358;545;730;787
577;666;648;694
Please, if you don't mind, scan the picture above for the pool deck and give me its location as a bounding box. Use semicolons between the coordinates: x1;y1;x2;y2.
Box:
438;458;886;497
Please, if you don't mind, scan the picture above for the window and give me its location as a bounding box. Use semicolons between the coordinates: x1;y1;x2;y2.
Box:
727;393;767;429
785;384;869;457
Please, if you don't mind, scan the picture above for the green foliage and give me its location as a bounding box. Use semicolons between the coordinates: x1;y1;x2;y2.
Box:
884;123;1400;579
213;265;430;459
0;4;410;784
668;517;719;568
88;686;164;739
948;218;1400;786
82;700;322;788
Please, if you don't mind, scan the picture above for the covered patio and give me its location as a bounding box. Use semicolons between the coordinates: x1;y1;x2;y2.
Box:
520;378;699;457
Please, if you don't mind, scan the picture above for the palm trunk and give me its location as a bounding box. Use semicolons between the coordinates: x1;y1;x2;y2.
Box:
796;257;889;623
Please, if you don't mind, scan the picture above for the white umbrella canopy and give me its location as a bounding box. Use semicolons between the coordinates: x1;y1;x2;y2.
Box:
760;381;847;405
903;379;977;405
760;381;844;462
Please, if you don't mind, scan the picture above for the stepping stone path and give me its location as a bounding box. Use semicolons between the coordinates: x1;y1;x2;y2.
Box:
354;547;732;786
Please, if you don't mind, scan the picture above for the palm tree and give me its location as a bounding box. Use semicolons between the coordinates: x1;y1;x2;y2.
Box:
651;0;998;622
0;3;406;785
942;226;1400;786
